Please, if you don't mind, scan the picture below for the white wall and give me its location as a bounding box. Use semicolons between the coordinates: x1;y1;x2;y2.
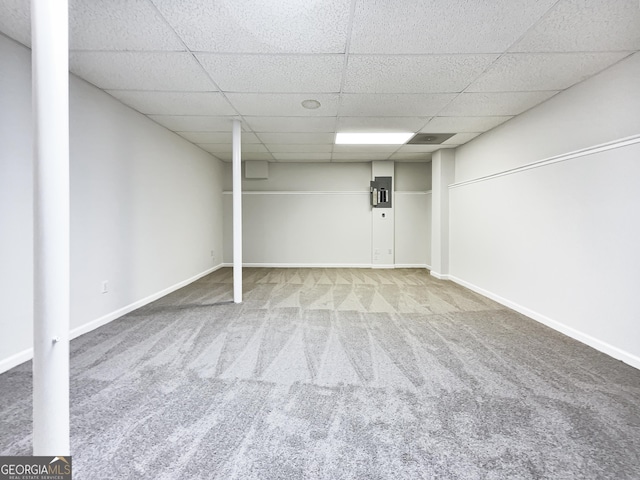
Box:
450;52;640;368
394;162;431;267
223;162;372;266
0;35;225;372
223;161;431;267
0;35;33;370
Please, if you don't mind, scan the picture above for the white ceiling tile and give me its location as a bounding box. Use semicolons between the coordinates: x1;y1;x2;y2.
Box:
0;0;30;47
442;132;481;145
332;153;392;161
272;153;333;161
333;145;400;153
349;0;557;53
336;116;430;133
227;93;339;116
395;145;445;153
339;94;456;117
511;0;640;52
214;152;275;162
69;52;216;91
389;152;434;162
197;54;343;92
198;143;268;154
107;91;235;115
152;0;351;53
439;91;558;116
257;133;335;145
266;144;334;153
244;116;336;133
149;115;237;131
421;116;512;133
467;53;630;92
177;132;260;144
344;55;498;93
69;0;184;51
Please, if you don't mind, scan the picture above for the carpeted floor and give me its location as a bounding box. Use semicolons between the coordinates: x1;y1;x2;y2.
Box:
1;268;639;479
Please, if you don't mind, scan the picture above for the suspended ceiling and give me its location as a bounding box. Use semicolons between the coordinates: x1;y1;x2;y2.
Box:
0;0;639;162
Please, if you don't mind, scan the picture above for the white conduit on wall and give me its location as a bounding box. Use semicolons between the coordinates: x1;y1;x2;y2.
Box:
31;0;71;455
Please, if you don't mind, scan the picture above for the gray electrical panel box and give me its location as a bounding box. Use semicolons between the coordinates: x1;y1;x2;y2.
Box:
370;176;392;208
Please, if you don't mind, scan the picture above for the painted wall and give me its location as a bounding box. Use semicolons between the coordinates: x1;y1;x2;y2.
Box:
394;163;431;267
223;162;431;267
395;192;431;267
450;52;640;368
0;35;225;372
0;36;33;371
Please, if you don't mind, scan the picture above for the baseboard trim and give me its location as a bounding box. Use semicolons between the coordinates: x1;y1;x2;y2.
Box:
0;264;224;375
448;274;640;371
69;264;223;340
222;262;372;269
430;271;450;280
0;348;33;374
222;263;431;270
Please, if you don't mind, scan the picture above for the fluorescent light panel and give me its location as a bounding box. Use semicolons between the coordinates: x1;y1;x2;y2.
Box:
335;132;414;145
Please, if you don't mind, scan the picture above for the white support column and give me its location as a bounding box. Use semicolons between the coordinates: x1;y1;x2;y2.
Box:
232;119;242;303
31;0;70;455
431;149;455;279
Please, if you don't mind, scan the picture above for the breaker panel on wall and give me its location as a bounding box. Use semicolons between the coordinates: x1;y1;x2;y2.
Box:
370;176;392;208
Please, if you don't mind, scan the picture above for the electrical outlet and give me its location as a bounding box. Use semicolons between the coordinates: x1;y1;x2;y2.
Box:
101;281;108;294
210;249;215;261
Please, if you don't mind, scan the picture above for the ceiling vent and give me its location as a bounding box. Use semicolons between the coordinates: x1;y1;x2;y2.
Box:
407;133;455;144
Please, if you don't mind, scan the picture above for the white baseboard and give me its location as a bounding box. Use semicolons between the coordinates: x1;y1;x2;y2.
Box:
430;271;450;280
0;264;224;375
69;264;224;340
222;263;431;270
0;348;34;374
222;263;372;268
448;274;640;371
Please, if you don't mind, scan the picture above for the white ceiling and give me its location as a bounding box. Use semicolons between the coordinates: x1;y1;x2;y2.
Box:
1;0;639;163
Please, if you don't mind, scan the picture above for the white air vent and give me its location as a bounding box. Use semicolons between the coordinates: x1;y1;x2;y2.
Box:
407;133;455;144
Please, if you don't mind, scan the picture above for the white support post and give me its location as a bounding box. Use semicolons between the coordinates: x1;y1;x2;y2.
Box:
430;149;455;279
31;0;70;455
232;119;242;303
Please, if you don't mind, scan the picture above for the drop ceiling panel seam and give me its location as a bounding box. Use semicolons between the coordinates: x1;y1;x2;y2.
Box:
3;0;638;163
148;0;271;154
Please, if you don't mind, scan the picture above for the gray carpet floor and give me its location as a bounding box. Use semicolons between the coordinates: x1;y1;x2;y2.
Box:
1;267;639;479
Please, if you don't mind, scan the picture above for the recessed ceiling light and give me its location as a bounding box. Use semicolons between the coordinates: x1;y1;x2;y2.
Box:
335;132;414;145
301;99;321;109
